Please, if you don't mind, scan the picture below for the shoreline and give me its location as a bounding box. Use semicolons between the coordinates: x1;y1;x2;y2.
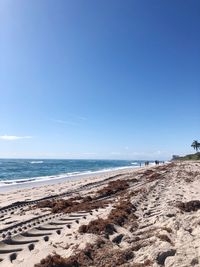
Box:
0;158;160;191
0;165;149;207
0;165;146;193
2;161;199;266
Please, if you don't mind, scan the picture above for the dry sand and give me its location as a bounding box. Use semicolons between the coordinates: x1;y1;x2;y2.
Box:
0;161;200;267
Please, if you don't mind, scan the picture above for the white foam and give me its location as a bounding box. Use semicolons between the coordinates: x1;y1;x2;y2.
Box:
0;165;138;187
29;161;44;164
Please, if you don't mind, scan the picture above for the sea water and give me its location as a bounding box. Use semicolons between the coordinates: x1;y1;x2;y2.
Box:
0;159;151;187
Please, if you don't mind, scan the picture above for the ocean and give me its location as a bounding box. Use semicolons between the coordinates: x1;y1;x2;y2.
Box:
0;159;152;187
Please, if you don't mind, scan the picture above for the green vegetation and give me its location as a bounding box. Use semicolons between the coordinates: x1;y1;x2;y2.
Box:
173;152;200;161
172;140;200;161
191;140;200;152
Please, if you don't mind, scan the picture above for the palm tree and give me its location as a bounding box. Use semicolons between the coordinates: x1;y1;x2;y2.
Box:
191;140;200;152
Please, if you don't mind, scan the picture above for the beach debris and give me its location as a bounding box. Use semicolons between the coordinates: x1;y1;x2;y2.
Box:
156;249;176;265
191;257;199;266
108;199;137;226
35;239;134;267
36;197;107;214
35;177;133;216
112;234;124;244
34;254;75;267
79;218;116;236
131;260;153;267
79;198;137;238
176;200;200;212
96;179;129;198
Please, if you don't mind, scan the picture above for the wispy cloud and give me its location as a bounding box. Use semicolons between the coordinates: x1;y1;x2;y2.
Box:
67;114;87;121
53;115;87;126
0;135;32;141
53;119;79;126
75;116;87;121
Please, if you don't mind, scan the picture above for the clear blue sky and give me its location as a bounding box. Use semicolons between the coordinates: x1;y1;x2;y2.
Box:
0;0;199;160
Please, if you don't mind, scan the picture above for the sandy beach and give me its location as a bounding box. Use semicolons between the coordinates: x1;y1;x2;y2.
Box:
0;161;200;267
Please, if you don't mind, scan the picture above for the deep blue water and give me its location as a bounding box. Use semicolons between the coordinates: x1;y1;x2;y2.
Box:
0;159;148;186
